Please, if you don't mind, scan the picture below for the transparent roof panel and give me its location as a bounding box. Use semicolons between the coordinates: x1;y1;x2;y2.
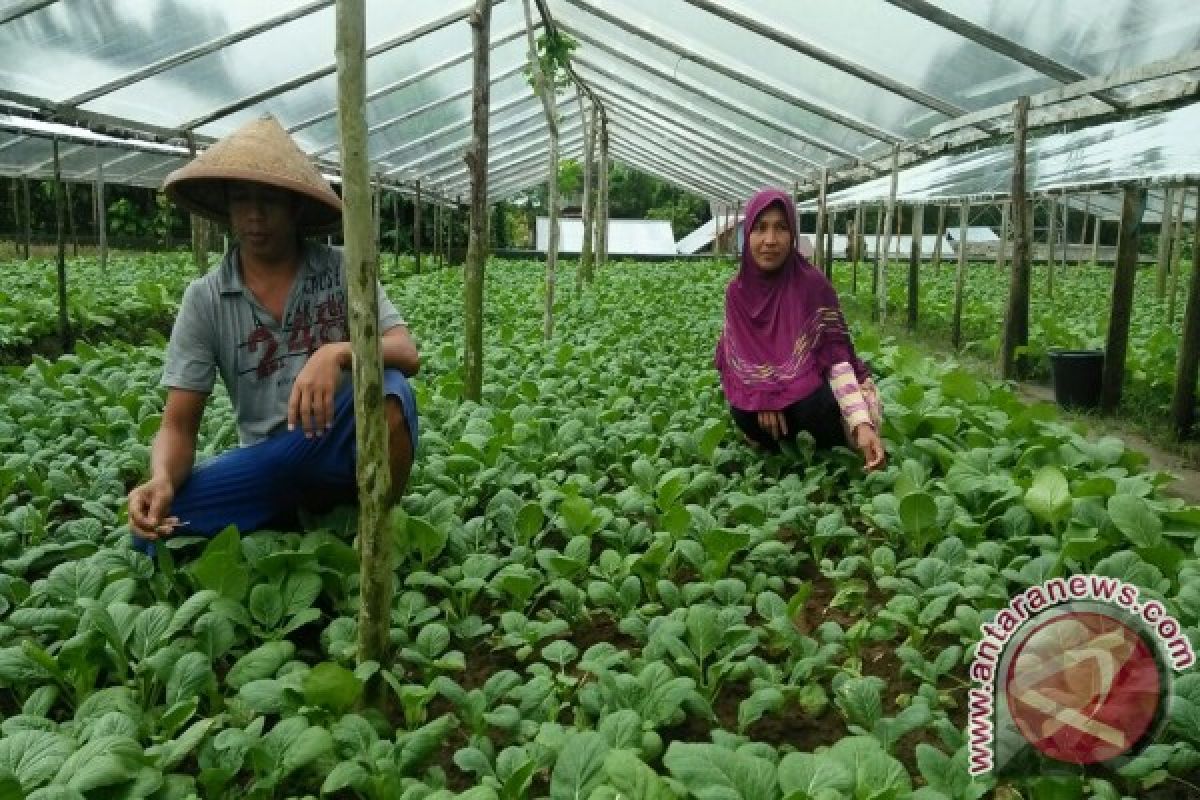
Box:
936;0;1200;78
0;0;302;103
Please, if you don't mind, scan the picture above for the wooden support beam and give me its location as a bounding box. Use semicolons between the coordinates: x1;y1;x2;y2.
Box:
524;0;560;340
953;198;969;349
826;210;837;281
21;176;31;260
1046;194;1057;299
1172;192;1200;439
392;190;401;271
1092;208;1102;265
995;201;1009;269
51;138;73;353
413;179;422;274
1101;187;1148;412
851;203;863;293
577;91;596;287
908;203;924;331
1001;97;1031;381
597;112;609;266
815;167;828;273
931;204;946;273
876;146;900;323
337;0;393;679
1167;187;1188;325
1157;187;1175;299
95;152;107;271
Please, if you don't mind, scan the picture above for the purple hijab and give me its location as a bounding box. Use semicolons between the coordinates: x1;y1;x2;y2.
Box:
715;188;868;412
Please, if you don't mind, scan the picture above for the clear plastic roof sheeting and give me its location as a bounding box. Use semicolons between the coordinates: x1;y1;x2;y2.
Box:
799;102;1200;222
1;0;1199;204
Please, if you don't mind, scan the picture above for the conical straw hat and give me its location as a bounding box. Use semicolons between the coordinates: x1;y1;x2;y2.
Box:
163;115;342;234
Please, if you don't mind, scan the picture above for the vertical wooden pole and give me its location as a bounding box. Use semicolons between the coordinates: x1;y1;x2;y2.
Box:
186;135;208;274
907;203;923;331
433;198;442;268
464;0;490;403
1172;196;1200;438
413;179;422;274
597;111;609;266
1046;195;1057;300
65;182;78;257
736;200;744;258
21;176;31;260
1001;96;1031;381
96;152;107;271
392;189;400;270
1092;208;1102;266
1061;194;1069;267
851;203;863;294
371;176;381;255
1167;187;1188;325
953;198;969;349
1157;187;1175;299
826;210;837;279
815;166;828;273
931;203;946;274
524;0;559;340
577;91;596;287
1078;197;1090;266
337;0;393;676
996;201;1010;269
1101;187;1148;412
872;203;882;298
51;138;73;353
876;145;900;323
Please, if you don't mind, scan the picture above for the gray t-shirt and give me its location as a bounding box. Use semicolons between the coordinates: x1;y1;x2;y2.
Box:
161;242;405;446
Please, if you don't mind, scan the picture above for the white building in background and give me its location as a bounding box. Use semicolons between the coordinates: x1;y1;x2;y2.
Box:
535;217;677;257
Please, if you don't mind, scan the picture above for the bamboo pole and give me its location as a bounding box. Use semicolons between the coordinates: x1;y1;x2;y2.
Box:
1157;187;1175;299
413;179;422;274
872;203;882;296
371;176;381;256
1092;208;1102;266
907;203;923;331
96;153;107;271
826;210;836;280
1000;96;1031;381
1167;187;1188;325
1100;187;1148;413
21;176;31;261
186;136;208;274
1078;197;1090;266
1046;195;1057;300
1061;193;1069;267
336;0;394;677
392;189;400;271
464;0;490;402
1172;194;1200;439
51;138;73;353
597;111;609;266
433;196;442;269
953;198;969;349
815;166;828;273
931;203;946;274
996;201;1010;269
876;146;900;323
577;91;596;288
7;178;16;257
851;203;863;294
524;0;559;339
65;182;78;257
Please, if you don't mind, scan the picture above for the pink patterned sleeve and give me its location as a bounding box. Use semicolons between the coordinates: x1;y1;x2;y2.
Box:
829;361;874;432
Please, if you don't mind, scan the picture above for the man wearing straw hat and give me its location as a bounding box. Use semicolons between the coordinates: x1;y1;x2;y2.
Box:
127;115;419;555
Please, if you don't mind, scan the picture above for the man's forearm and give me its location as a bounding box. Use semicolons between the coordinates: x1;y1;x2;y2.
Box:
150;426;197;489
330;334;419;376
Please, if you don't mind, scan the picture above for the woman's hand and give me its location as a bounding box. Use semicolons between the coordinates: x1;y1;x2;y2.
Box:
852;423;886;471
757;410;788;440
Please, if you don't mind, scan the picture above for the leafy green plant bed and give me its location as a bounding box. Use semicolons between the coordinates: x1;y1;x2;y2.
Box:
0;258;1198;798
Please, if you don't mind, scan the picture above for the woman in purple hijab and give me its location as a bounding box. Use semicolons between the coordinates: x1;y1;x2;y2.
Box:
715;188;885;470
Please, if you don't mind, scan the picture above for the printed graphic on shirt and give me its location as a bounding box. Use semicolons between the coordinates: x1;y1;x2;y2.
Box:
238;266;348;382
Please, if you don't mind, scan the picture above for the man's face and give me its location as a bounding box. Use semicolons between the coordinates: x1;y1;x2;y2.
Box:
228;181;300;261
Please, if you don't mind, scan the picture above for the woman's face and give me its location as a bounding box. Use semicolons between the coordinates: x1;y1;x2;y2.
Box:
748;205;792;272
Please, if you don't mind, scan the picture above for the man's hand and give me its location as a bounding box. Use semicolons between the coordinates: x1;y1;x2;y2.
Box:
757;410;788;440
289;342;349;437
853;423;886;471
127;475;179;541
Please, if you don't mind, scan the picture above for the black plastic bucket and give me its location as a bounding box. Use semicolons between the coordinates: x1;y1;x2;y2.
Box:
1048;349;1104;410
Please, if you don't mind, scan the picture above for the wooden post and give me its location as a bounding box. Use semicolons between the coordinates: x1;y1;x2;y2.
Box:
872;203;882;294
851;203;863;294
1172;196;1200;438
1167;187;1188;325
1061;194;1069;267
21;176;31;260
907;203;923;331
996;201;1010;269
371;176;381;255
524;0;559;339
336;0;394;678
1000;96;1031;381
464;0;490;402
392;189;400;270
65;182;78;257
51;138;73;353
1101;187;1148;412
826;210;836;280
1092;208;1102;266
186;136;208;274
413;179;422;274
736;200;744;258
577;91;596;288
1078;197;1090;266
1046;194;1057;300
433;198;441;269
1157;187;1175;299
815;167;828;273
96;153;107;271
876;145;900;323
953;198;969;349
931;203;946;274
597;111;609;266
